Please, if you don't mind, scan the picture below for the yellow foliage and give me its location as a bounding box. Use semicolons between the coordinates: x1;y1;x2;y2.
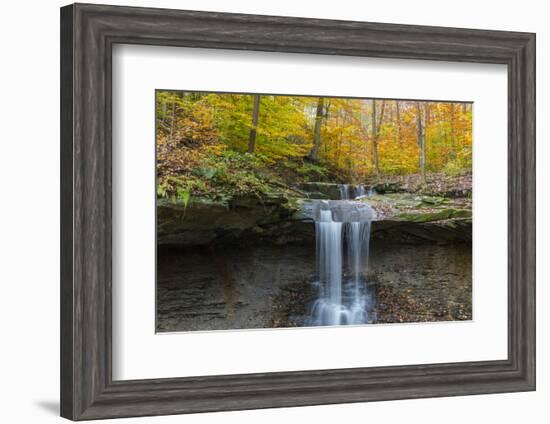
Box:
156;91;472;180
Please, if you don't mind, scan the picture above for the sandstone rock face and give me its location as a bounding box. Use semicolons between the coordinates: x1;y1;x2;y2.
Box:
296;182;341;199
157;190;472;246
157;195;302;246
157;241;471;332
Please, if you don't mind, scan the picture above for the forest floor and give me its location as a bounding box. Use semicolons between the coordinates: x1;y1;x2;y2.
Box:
156;151;472;247
366;172;472;198
158;150;471;206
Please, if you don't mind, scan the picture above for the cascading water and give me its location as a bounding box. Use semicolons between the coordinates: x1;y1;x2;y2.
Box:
339;184;350;200
338;184;376;201
355;185;366;198
307;197;376;326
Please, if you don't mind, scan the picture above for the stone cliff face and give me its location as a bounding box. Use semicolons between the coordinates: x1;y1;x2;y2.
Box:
157;242;472;332
157;187;472;247
156;179;472;333
157;195;307;246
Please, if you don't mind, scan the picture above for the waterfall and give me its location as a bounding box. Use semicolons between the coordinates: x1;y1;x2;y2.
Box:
308;199;375;326
347;221;370;289
315;208;344;325
339;184;350;200
337;184;375;200
355;185;366;198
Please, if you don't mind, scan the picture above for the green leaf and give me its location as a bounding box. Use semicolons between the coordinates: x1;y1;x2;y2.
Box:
192;167;217;179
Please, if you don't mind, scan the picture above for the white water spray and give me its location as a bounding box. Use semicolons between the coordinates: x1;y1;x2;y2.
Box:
338;184;376;200
308;198;376;326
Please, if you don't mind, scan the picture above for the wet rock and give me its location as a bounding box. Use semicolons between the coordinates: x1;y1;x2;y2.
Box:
156;241;472;332
156;244;316;332
372;218;472;243
158;190;472;247
372;242;472;323
157;196;298;246
296;182;341;199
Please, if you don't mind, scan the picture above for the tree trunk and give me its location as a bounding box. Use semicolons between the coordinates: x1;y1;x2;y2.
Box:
424;103;430;170
169;94;177;138
416;101;426;178
378;100;386;131
450;103;456;160
347;111;353;179
337;108;344;167
309;97;325;161
160;95;168;130
247;94;261;153
395;101;402;145
372;99;386;175
372;100;379;175
323;101;331;155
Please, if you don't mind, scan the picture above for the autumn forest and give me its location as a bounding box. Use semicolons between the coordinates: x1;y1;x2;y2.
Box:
156;90;473;332
156;91;472;201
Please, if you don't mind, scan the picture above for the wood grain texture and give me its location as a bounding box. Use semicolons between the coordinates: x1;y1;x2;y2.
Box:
60;3;536;420
60;4;74;419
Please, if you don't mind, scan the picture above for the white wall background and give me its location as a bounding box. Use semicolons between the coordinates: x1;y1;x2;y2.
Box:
0;0;545;423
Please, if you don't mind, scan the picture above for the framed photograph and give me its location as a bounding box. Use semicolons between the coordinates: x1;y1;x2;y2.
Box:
60;3;535;420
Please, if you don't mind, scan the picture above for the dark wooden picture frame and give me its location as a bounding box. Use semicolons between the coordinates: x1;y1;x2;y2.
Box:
60;3;536;420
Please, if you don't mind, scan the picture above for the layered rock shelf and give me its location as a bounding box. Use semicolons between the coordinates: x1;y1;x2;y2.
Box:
158;182;471;246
